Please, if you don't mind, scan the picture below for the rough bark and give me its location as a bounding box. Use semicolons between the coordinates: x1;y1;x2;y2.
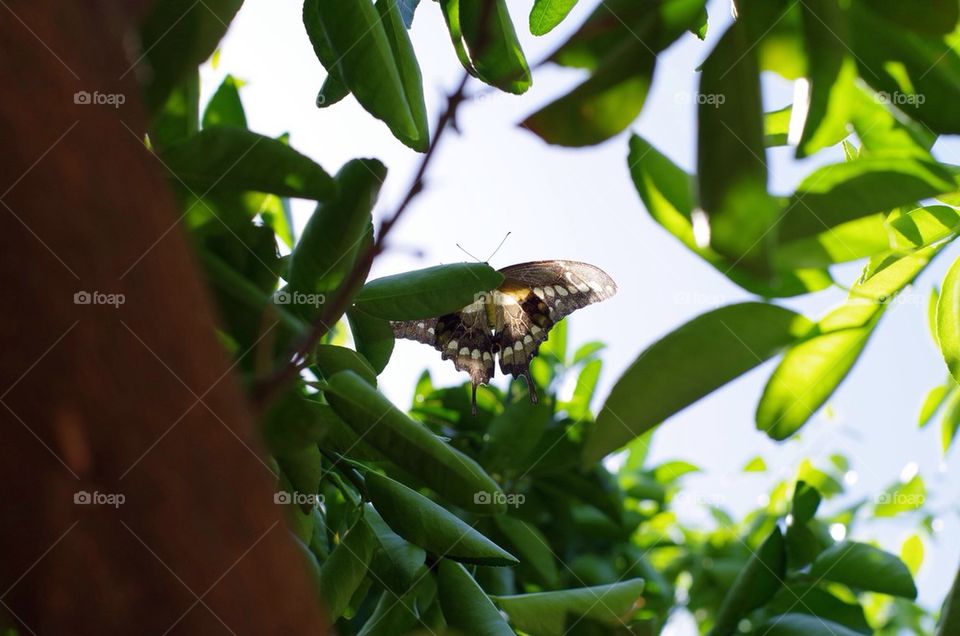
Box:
0;2;327;633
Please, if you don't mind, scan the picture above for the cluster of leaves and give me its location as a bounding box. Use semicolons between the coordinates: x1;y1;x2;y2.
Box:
130;0;960;633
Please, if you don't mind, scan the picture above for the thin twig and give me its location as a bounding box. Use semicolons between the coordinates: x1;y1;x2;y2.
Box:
251;72;471;409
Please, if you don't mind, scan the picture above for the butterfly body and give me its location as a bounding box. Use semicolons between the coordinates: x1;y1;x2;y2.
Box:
392;260;616;414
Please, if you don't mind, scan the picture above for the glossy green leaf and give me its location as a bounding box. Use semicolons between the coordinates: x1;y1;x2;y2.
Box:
303;0;428;150
942;391;960;454
159;127;337;200
202;75;246;129
628;135;832;297
761;614;866;636
260;389;330;457
492;579;644;636
529;0;579;36
938;256;960;385
711;528;786;636
766;585;871;634
810;541;917;598
440;0;532;94
494;515;559;586
365;471;518;566
773;213;890;270
585;303;813;464
140;0;243;114
764;105;791;147
437;560;515;636
889;206;960;250
289;159;384;297
791;481;821;524
325;371;505;513
347;309;395;374
354;263;503;321
318;520;377;620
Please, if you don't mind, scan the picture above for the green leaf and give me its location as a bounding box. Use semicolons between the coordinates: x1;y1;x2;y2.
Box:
140;0;243;114
764;105;792;147
791;481;821;524
159;127;337;200
398;0;421;28
347;309;395;374
942;391;960;454
849;1;960;135
811;541;917;598
529;0;579;36
711;528;786;636
875;474;926;517
289;159;384;296
777;158;956;245
562;359;601;420
761;614;867;636
318;520;377;620
260;389;330;457
888;206;960;250
870;0;959;35
628;135;831;297
759;245;943;440
150;71;200;151
325;371;506;513
901;534;924;576
919;383;952;428
795;0;855;157
202;75;246;129
697;16;780;274
938;256;960;385
572;341;605;364
437;560;515;636
773;214;890;271
440;0;532;94
743;456;767;472
481;399;550;473
303;0;428;150
313;344;378;386
354;263;504;321
365;472;518;566
523;39;654;147
493;515;559;586
585;303;813;464
362;504;426;589
492;579;644;636
938;565;960;636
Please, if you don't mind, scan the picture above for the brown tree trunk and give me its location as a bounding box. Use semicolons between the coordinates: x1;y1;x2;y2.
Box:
0;1;327;633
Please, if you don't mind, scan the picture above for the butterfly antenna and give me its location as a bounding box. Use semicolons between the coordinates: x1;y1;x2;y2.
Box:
456;243;483;263
485;232;511;263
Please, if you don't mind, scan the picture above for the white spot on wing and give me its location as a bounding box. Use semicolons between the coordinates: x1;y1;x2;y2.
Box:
533;287;545;299
545;286;555;297
555;285;569;297
447;340;458;350
459;347;470;356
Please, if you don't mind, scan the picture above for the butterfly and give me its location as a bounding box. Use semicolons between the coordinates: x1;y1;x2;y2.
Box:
392;261;617;414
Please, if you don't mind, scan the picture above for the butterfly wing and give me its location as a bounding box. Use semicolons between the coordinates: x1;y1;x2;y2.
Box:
391;298;495;413
494;261;616;398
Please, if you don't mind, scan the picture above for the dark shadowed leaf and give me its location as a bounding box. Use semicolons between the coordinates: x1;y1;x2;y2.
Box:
437;559;515;636
711;528;786;636
325;371;505;513
761;614;867;636
354;263;503;321
202;74;246;129
318;520;377;620
347;309;395;374
159;127;337;200
365;471;518;566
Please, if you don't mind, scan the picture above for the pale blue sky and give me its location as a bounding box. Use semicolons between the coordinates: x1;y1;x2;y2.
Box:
204;0;960;617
